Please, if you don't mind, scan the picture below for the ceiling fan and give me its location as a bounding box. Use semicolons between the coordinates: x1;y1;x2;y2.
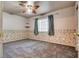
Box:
19;1;40;14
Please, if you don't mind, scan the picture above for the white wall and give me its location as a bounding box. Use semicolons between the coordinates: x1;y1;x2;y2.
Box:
3;12;28;43
3;12;27;30
29;6;76;31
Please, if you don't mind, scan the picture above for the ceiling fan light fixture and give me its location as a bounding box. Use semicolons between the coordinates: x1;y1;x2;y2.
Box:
26;1;34;14
27;8;32;13
19;1;39;14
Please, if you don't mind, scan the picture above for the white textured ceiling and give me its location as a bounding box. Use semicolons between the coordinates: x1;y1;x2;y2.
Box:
3;1;75;18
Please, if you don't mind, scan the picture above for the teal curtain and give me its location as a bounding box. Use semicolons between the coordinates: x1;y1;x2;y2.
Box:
34;18;39;35
48;15;54;36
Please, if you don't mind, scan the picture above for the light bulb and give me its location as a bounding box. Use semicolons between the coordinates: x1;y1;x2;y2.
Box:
28;9;32;12
27;9;32;14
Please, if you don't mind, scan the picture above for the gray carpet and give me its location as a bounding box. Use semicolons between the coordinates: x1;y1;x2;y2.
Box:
3;39;78;58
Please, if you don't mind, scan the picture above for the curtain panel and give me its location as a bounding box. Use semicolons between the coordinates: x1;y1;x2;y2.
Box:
48;15;54;36
34;18;39;35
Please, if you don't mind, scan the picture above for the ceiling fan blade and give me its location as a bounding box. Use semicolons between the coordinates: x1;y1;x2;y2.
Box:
19;1;27;3
19;1;27;7
35;5;40;9
22;11;26;13
32;10;36;14
19;3;25;7
22;8;27;13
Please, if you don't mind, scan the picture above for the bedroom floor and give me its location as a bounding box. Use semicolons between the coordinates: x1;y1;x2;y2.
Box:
3;39;78;58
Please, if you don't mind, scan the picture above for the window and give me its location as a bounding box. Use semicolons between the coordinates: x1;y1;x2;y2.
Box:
38;17;48;32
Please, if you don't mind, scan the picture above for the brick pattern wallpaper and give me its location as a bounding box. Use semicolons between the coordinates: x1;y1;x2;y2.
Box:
27;29;76;47
3;29;76;47
3;30;27;43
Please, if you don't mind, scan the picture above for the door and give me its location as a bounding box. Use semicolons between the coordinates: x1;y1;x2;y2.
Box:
75;1;79;57
78;2;79;57
0;1;3;57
